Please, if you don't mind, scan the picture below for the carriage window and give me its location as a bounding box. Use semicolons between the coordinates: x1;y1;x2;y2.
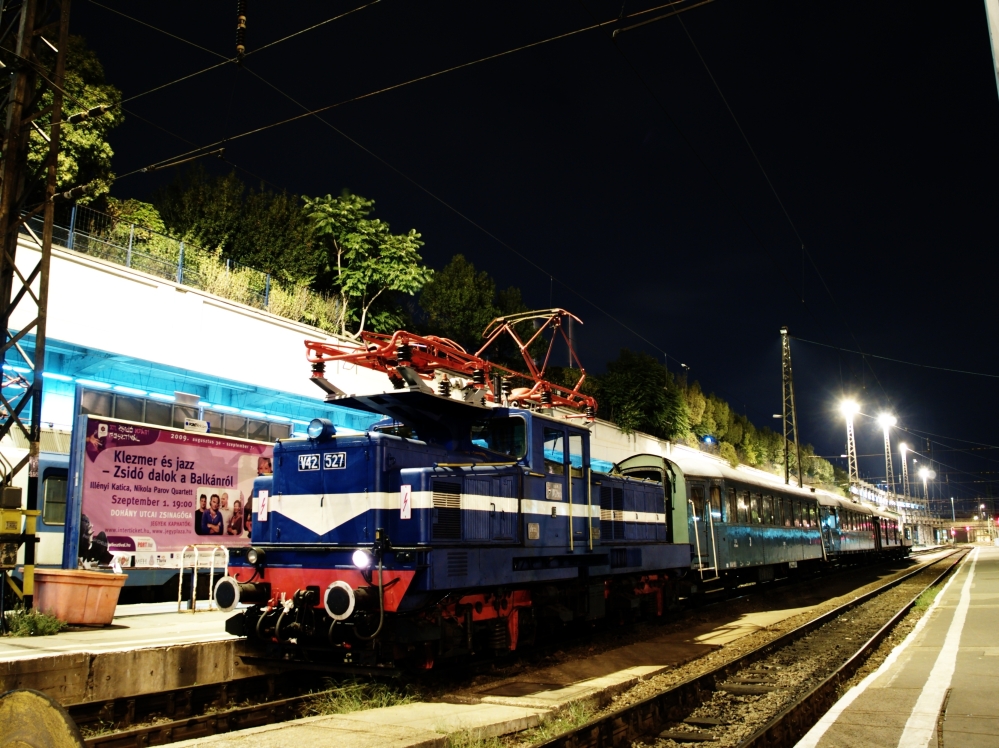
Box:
473;417;527;459
709;486;722;521
42;469;68;525
738;491;750;524
791;500;800;527
762;495;774;525
690;486;704;521
543;428;565;475
726;488;738;523
751;493;762;523
782;497;791;526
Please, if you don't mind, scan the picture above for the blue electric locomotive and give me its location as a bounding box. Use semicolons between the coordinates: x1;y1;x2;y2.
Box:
217;388;692;668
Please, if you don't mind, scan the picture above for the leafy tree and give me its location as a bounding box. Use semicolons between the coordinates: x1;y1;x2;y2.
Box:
28;36;124;202
154;167;243;251
304;192;431;337
153;167;318;283
685;381;706;430
599;349;689;440
719;442;739;468
420;254;498;351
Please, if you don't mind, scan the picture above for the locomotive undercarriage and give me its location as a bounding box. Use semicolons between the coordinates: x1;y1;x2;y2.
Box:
226;571;682;670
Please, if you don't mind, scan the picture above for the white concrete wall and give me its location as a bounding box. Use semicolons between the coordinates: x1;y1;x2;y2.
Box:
9;236;391;401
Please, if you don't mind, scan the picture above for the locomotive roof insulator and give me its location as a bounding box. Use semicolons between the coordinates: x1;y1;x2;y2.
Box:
438;375;452;398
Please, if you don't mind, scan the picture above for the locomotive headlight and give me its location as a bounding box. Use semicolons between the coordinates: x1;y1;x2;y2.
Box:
307;418;336;441
352;549;374;570
246;547;266;566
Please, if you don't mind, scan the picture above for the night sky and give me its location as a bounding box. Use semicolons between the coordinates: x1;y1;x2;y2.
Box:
69;1;999;516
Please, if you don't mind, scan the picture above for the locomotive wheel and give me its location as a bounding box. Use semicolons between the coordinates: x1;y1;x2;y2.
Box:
0;689;84;748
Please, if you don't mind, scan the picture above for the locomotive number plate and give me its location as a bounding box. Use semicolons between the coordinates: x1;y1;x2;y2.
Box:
324;452;347;470
298;454;320;471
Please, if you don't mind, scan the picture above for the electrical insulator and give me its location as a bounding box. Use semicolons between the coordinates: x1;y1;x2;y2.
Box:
540;390;552;406
472;368;485;385
395;344;412;364
438;376;451;397
236;0;247;61
389;375;405;390
501;378;512;396
585;405;595;418
67;105;109;125
311;361;326;376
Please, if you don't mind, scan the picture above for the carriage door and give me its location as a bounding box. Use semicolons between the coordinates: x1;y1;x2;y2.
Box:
688;483;715;572
543;427;569;547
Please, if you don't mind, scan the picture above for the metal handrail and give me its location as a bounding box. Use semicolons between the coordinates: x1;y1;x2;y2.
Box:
177;544;229;613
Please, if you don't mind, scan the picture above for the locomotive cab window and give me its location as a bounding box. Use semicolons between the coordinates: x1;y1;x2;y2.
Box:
762;495;774;525
42;468;68;525
472;417;526;459
543;428;565;474
569;434;584;477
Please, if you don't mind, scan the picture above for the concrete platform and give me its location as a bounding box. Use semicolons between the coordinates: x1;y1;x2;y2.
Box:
797;546;999;748
0;604;256;704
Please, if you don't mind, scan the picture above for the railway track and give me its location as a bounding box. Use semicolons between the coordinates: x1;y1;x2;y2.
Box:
65;551;945;748
536;548;965;748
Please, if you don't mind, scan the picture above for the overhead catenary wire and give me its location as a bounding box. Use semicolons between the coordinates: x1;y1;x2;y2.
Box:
111;0;708;178
96;1;717;373
88;0;385;104
663;10;894;411
793;336;999;380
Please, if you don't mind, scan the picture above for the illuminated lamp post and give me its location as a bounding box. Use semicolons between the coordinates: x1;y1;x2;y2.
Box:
841;400;860;497
878;414;897;510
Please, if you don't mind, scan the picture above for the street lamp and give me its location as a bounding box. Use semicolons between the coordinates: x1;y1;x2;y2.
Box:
950;496;956;543
841;400;860;494
878;414;897;509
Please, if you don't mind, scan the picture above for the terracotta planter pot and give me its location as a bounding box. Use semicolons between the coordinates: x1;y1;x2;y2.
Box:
34;569;127;626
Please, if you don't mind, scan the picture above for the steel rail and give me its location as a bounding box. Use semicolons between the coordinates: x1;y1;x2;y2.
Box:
68;552;939;747
535;548;965;748
736;549;967;747
68;670;329;747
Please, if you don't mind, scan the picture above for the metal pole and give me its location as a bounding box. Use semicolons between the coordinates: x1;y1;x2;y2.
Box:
264;273;270;308
126;223;133;267
177;240;184;284
67;203;76;249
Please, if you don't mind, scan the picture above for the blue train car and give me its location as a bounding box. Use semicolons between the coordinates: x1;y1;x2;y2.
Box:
616;447;907;589
219;390;692;668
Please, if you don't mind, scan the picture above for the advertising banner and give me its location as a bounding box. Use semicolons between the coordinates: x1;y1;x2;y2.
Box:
78;417;272;567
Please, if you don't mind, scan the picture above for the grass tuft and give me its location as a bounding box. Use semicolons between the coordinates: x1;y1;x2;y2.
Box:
3;606;67;637
444;731;505;748
519;700;595;744
915;586;942;610
305;679;417;716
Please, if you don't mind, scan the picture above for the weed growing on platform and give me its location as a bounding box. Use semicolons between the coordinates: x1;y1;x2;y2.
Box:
445;730;504;748
3;607;67;637
915;585;942;610
306;679;417;715
519;700;594;744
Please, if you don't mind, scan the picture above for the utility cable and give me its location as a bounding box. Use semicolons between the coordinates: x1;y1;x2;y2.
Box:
793;336;999;380
88;0;383;104
669;12;893;407
111;1;703;177
238;64;679;365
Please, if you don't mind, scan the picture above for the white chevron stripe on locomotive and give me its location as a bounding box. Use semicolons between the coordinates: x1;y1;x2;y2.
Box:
268;492;665;537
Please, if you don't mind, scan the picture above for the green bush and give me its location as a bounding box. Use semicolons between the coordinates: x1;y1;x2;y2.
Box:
4;606;67;637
